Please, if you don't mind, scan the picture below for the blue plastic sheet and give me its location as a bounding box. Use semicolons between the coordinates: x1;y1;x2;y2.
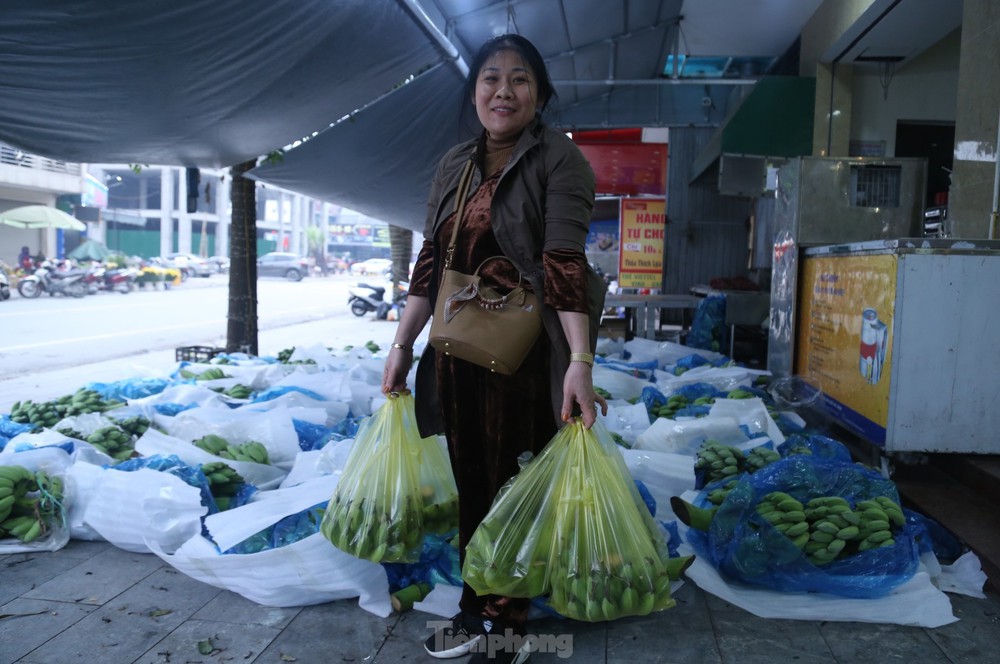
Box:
382;532;461;593
153;403;199;416
0;416;35;449
777;433;853;462
84;378;169;401
687;455;920;598
250;385;326;404
114;454;216;509
292;418;331;451
686;293;727;353
594;355;659;380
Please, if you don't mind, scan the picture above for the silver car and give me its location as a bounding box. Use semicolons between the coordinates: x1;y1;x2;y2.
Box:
256;252;310;281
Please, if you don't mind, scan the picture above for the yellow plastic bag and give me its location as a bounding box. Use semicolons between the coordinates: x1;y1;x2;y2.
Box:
462;438;570;598
462;419;679;621
545;419;677;621
320;391;458;563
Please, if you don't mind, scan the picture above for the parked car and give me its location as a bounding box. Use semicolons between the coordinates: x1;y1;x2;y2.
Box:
349;257;392;277
257;252;310;281
164;252;214;278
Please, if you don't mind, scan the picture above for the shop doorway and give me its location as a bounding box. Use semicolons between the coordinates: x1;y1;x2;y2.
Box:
895;121;954;207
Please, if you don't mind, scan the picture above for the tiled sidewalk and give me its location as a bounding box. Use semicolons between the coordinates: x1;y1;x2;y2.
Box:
3;539;1000;664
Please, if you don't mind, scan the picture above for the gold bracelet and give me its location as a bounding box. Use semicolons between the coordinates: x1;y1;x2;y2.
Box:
569;352;594;367
391;343;412;352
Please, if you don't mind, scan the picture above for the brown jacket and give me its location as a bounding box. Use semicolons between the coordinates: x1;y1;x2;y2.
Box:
415;119;606;435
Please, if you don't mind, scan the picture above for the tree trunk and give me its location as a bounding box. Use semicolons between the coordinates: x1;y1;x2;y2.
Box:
388;224;412;300
226;159;259;355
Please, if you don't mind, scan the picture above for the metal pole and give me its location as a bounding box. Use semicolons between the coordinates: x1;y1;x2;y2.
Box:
990;106;999;239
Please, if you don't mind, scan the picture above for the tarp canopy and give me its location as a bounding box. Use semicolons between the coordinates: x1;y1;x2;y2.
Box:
67;239;112;262
0;1;835;230
0;0;447;168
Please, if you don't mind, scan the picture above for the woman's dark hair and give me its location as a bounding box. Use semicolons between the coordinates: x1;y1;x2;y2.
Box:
461;34;557;123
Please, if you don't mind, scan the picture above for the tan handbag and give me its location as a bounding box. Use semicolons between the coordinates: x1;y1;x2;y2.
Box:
429;159;542;375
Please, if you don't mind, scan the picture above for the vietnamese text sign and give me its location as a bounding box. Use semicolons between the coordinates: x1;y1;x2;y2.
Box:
618;198;665;289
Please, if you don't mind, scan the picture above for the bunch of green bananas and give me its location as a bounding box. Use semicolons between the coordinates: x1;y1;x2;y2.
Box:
223;384;253;399
194;434;270;465
0;465;64;543
705;478;740;506
321;492;428;563
9;399;62;429
200;461;245;509
694;440;745;483
759;492;906;566
86;425;136;462
178;367;229;381
651;393;715;420
726;388;756;399
419;485;458;535
548;556;677;622
55;388;123;417
744;446;781;472
112;415;151;438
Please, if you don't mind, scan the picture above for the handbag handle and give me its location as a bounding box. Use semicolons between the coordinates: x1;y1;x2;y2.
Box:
443;156;477;270
472;255;528;308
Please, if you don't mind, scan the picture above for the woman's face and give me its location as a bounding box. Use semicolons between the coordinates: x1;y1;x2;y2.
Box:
474;49;541;141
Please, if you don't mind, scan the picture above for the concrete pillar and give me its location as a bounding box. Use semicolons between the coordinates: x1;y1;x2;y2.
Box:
290;192;302;257
160;167;173;256
177;167;192;254
949;0;1000;238
215;172;230;257
812;63;854;157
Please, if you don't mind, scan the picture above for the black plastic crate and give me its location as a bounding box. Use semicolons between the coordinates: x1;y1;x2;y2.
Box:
175;345;224;363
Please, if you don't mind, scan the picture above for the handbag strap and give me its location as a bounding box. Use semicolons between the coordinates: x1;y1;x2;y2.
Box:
443;157;477;270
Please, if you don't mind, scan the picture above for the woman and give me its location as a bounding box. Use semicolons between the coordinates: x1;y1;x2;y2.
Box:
382;34;606;664
18;246;32;271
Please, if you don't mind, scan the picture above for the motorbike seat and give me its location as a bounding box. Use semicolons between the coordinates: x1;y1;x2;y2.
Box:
50;269;84;280
357;283;386;299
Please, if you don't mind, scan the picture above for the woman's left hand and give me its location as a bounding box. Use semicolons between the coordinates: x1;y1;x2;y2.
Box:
560;362;607;429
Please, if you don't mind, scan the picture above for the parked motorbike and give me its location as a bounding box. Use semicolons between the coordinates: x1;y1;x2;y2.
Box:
83;265;136;294
17;262;88;299
348;282;391;318
0;263;10;301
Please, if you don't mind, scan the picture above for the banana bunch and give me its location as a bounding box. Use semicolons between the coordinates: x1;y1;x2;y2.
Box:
55;388;123;417
178;367;230;381
758;492;907;566
419;485;458;535
853;497;906;552
200;461;245;508
0;465;64;543
705;478;740;506
223;384;253;399
726;388;756;399
112;415;151;438
694;440;745;483
321;493;426;563
548;556;677;622
9;399;62;429
650;393;716;420
193;434;270;464
57;426;87;441
744;446;781;472
86;425;136;462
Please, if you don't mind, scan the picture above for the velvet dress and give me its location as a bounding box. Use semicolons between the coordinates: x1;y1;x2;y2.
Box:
408;148;590;632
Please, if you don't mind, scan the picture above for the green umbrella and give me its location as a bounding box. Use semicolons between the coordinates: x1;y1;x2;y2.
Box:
67;239;112;262
0;205;86;231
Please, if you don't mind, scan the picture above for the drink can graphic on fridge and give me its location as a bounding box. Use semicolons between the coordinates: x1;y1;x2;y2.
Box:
859;308;887;384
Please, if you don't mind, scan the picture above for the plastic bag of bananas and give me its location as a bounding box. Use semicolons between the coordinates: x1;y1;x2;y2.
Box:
464;419;686;622
320;391;458;564
0;447;72;554
675;454;922;599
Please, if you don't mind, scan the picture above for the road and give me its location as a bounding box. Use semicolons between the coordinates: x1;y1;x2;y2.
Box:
0;273;417;412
